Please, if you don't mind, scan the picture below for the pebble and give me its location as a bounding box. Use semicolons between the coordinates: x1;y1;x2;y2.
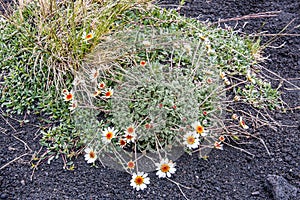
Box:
251;191;260;196
0;193;8;199
266;174;298;200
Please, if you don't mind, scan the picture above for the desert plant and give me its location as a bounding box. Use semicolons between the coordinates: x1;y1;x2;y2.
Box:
73;6;284;191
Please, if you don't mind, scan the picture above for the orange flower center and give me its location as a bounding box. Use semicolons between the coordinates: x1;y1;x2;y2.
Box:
89;151;95;159
140;61;146;66
105;91;112;97
145;123;152;129
127;127;134;134
99;83;105;89
160;164;170;173
219;136;225;142
66;93;73;101
120;139;126;146
215;142;221;148
196;125;204;134
134;176;144;185
86;34;93;39
126;134;133;140
106;132;113;140
187;136;195;144
127;161;135;169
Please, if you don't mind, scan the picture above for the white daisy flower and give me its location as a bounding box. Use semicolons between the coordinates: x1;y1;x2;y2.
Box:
102;127;117;144
191;121;208;136
130;172;150;191
155;158;176;178
84;147;97;164
214;141;223;150
124;132;137;143
118;138;127;148
69;100;78;111
90;68;99;81
103;88;113;98
64;92;74;101
183;132;200;149
98;81;106;90
125;125;135;135
82;31;95;42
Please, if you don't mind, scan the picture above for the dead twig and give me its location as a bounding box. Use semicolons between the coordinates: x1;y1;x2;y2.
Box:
12;133;33;152
0;109;17;132
212;11;281;25
0;152;30;170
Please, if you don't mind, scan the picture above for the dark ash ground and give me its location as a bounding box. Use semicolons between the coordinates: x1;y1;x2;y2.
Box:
1;0;299;199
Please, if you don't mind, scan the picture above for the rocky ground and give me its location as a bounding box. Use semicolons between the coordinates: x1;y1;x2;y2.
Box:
0;0;299;199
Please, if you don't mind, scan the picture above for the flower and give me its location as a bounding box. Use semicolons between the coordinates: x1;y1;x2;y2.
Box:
214;141;223;150
82;31;95;41
140;60;147;67
224;77;231;86
231;114;238;120
145;123;152;129
239;117;249;129
62;89;68;95
127;160;135;169
119;138;127;148
183;132;199;149
220;71;226;79
64;92;73;101
130;172;150;191
155;158;176;178
93;90;101;97
98;82;106;90
84;147;97;163
69;100;78;111
206;78;213;84
102;127;117;144
191;121;208;136
218;135;225;142
90;68;99;81
104;88;113;98
125;132;137;143
125;125;135;134
234;95;240;102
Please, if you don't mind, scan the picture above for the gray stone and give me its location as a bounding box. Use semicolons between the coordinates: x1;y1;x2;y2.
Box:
266;174;298;200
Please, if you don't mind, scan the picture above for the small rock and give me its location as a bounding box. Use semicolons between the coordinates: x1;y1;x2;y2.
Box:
251;191;260;196
266;174;298;200
0;193;8;199
20;180;25;186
